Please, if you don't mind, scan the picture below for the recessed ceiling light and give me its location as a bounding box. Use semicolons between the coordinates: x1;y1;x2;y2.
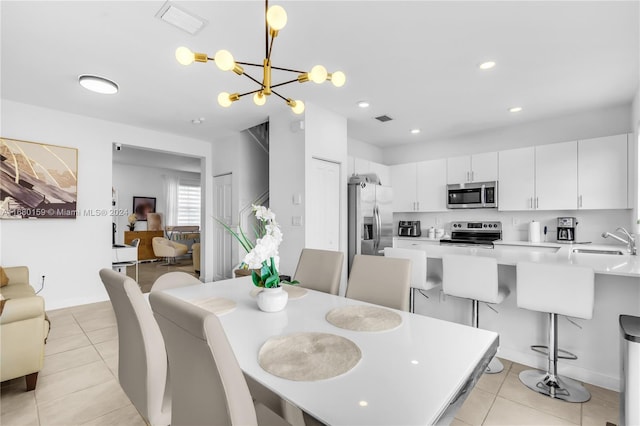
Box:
78;75;119;94
156;2;207;35
509;106;523;113
357;101;370;108
359;401;368;407
479;61;496;70
411;129;421;134
191;117;205;124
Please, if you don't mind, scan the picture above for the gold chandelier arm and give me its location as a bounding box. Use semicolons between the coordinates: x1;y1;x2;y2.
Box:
269;88;289;102
240;71;266;89
271;78;299;89
235;60;267;68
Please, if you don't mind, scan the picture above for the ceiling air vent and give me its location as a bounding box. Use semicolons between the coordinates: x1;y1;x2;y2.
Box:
156;1;207;35
375;115;393;123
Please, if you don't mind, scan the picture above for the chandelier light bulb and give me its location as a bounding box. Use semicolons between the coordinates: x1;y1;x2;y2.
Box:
253;92;267;106
214;50;236;71
266;5;288;31
218;92;233;108
330;71;346;87
309;65;328;84
291;100;305;114
175;47;195;66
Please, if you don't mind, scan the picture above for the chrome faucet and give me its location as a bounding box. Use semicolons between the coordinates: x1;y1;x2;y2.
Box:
602;227;637;255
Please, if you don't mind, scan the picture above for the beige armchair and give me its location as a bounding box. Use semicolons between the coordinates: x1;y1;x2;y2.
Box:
0;266;49;391
152;237;188;265
192;243;201;274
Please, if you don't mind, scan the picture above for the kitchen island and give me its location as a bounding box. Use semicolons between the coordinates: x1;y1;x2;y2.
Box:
393;237;640;391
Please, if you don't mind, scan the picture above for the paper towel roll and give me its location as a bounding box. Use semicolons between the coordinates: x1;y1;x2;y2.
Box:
529;221;541;243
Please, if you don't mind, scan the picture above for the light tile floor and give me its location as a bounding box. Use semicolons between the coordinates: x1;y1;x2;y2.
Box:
1;301;620;426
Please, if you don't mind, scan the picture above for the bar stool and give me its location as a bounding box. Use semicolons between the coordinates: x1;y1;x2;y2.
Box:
384;247;441;313
442;254;510;374
516;261;594;403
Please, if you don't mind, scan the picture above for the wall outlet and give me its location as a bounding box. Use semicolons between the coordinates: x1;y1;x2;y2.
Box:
292;216;303;226
512;217;519;226
435;217;441;226
292;193;302;205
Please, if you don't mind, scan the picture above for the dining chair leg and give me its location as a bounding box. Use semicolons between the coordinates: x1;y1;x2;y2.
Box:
410;288;415;313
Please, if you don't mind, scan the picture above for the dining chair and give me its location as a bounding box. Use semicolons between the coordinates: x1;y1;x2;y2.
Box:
98;269;170;426
384;247;441;313
346;254;412;311
151;271;201;293
293;248;344;295
149;290;289;426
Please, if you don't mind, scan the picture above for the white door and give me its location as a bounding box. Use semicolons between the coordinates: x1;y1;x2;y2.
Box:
578;134;628;209
447;156;471;183
416;159;447;211
308;159;340;251
390;163;417;212
536;141;578;210
498;147;535;211
214;173;233;280
471;152;498;182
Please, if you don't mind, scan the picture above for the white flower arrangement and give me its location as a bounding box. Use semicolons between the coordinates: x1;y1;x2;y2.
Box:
216;204;293;288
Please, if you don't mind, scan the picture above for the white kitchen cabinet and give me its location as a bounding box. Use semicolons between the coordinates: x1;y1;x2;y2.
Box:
447;152;498;183
535;141;578;210
370;161;391;186
394;239;440;250
416;159;447;211
578;134;628;210
391;163;417;212
498;147;535;211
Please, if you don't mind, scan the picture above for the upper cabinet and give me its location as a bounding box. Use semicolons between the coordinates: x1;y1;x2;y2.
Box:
498;134;628;211
578;134;628;210
535;141;578;210
498;147;535;211
391;163;417;212
391;159;447;212
447;152;498;184
348;156;391;186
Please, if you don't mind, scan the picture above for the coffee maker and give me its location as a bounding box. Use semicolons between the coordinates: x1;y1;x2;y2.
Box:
557;217;576;243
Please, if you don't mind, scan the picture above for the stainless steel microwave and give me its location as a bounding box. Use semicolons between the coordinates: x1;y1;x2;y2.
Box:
446;181;498;209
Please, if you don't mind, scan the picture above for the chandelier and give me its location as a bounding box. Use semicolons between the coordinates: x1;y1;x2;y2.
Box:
175;0;345;115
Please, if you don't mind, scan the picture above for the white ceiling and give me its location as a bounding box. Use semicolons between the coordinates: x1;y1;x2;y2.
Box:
1;1;638;148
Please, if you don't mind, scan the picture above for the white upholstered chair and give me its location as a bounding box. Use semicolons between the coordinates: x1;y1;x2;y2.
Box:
442;255;510;373
149;291;289;426
293;248;344;295
151;271;201;293
516;261;595;403
98;269;170;426
384;247;441;313
152;237;188;265
346;254;412;311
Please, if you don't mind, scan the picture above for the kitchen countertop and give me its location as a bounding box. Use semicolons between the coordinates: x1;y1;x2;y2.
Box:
409;243;640;278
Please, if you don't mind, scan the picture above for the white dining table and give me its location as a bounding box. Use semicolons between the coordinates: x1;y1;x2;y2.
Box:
161;276;499;426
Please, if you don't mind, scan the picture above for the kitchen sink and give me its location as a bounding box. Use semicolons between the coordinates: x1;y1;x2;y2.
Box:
572;248;626;255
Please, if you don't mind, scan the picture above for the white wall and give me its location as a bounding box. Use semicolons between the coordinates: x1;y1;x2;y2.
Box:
212;130;269;272
631;87;640;233
112;162;199;244
1;100;214;309
347;137;383;163
269;103;348;291
382;104;632;165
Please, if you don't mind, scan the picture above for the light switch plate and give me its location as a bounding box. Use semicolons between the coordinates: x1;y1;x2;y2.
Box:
292;216;303;226
292;194;302;205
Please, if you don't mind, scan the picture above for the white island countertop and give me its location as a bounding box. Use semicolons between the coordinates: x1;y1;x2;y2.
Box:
412;243;640;278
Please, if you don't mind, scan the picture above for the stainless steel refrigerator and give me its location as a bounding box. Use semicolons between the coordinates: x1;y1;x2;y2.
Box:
347;174;394;273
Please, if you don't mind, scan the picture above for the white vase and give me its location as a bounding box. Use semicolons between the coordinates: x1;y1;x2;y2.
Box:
257;286;288;313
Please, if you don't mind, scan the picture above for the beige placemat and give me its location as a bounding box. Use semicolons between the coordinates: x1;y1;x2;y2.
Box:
250;284;308;300
326;305;402;332
191;297;236;315
258;332;361;381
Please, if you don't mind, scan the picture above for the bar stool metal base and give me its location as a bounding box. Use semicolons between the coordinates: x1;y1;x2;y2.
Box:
519;369;591;403
485;357;504;374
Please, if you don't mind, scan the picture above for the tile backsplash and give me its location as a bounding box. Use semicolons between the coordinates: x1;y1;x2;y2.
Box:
393;209;635;245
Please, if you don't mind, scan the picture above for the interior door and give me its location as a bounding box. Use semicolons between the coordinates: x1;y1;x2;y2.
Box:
308;159;340;251
214;173;232;280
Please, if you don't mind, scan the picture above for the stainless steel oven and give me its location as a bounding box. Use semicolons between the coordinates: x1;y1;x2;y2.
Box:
439;221;502;248
446;181;497;209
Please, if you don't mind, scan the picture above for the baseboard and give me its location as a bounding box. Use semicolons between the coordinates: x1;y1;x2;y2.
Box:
45;294;110;311
498;347;621;392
